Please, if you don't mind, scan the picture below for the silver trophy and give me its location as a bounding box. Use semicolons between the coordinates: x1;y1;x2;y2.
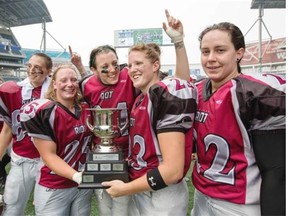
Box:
79;108;129;189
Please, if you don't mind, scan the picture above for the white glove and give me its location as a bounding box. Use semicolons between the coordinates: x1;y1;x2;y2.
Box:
72;171;82;185
166;27;184;44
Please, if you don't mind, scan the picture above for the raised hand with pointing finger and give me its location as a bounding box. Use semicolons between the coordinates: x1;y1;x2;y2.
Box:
163;9;190;81
163;9;184;44
69;45;88;77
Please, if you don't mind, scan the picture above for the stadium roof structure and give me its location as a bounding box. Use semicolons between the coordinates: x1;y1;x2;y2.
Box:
0;0;52;28
251;0;286;9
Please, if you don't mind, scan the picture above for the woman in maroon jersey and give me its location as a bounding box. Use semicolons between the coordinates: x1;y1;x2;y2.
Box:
0;53;52;216
191;22;285;216
102;40;198;215
20;64;93;215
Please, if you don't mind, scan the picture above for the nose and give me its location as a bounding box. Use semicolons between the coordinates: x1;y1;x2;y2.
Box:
207;51;216;61
129;64;137;73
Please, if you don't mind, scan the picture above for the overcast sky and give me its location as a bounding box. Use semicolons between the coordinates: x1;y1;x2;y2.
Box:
11;0;286;66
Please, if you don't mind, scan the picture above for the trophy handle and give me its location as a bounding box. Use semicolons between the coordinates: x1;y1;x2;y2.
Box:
86;116;95;132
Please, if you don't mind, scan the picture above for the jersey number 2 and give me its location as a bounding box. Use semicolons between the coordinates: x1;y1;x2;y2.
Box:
197;134;236;185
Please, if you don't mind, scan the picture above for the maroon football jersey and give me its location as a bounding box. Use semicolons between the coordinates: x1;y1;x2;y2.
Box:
128;78;197;181
192;73;286;204
20;99;93;188
80;68;136;156
0;81;42;158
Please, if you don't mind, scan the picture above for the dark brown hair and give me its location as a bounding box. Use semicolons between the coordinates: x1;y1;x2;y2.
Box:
199;22;245;73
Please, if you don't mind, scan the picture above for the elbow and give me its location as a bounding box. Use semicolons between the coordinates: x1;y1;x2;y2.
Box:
172;169;184;184
163;166;184;185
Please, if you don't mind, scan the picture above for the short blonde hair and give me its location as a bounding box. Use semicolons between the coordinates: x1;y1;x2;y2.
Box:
128;43;161;74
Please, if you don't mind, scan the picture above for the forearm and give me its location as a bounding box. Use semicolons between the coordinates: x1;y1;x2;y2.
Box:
42;154;77;181
174;41;190;81
125;175;152;195
77;65;88;78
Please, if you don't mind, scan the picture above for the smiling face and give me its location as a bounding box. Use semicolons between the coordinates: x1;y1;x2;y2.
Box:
91;51;120;85
26;55;51;87
128;50;160;93
53;67;79;105
127;43;161;93
200;29;244;88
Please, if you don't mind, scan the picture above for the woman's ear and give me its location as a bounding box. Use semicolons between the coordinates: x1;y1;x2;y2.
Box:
153;60;161;74
236;47;245;60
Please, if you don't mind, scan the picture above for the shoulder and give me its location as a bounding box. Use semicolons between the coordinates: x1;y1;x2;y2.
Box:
21;99;53;121
26;98;51;108
119;67;131;81
79;74;95;87
154;78;197;98
0;80;20;94
120;66;128;73
236;73;285;92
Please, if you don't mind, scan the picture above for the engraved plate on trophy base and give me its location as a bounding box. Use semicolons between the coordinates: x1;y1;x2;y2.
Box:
79;108;129;189
78;171;129;189
78;149;129;189
87;151;122;161
78;157;129;189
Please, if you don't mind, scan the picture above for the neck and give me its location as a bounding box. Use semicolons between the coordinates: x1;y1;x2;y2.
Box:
57;99;75;111
30;81;41;88
211;71;240;92
141;77;160;94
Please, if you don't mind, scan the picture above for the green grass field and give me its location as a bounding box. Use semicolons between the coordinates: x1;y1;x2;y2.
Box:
6;163;195;216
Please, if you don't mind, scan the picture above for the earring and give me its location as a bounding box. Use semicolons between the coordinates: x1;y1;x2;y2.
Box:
236;58;240;62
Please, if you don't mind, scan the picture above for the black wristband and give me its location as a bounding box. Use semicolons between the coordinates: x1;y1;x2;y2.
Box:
146;168;167;191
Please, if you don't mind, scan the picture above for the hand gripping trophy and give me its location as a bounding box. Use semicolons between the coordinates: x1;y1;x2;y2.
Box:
79;108;129;188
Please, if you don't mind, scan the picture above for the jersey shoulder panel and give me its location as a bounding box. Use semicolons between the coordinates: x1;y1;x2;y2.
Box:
238;73;286;92
149;78;197;133
0;81;21;94
79;74;94;94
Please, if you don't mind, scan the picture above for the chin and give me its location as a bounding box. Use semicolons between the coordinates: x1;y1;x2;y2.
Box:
133;82;143;91
112;79;119;85
207;73;220;79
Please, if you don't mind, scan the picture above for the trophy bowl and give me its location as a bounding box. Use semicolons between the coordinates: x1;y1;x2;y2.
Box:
79;108;129;189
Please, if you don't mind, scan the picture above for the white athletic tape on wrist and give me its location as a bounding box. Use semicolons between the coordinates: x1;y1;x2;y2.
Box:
72;172;82;184
166;27;184;44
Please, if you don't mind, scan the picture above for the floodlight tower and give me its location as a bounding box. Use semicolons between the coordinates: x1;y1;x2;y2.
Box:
245;0;286;73
40;17;66;53
244;2;272;73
